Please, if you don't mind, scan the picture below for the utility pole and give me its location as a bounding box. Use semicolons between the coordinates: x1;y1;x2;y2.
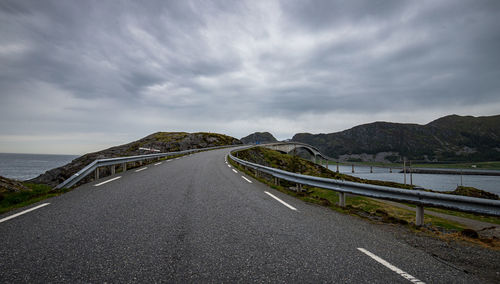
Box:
403;158;407;185
409;160;413;187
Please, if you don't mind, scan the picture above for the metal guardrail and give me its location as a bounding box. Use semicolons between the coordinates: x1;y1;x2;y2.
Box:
56;145;237;189
229;149;500;225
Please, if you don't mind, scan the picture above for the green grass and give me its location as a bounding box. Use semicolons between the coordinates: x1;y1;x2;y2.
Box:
229;155;466;231
231;147;500;234
0;183;71;215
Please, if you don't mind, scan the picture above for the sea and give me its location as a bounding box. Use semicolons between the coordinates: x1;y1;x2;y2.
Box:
0;153;79;181
328;164;500;195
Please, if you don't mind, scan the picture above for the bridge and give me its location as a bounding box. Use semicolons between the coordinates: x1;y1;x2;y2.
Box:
0;145;492;282
261;141;331;160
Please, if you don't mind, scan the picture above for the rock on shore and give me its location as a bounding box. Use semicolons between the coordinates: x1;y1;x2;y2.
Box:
1;175;29;194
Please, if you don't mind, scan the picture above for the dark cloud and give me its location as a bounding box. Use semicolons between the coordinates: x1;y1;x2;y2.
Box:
0;0;499;153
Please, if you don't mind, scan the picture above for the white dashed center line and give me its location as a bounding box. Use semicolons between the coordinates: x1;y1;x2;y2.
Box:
154;162;162;165
264;191;297;211
242;176;252;183
357;248;425;284
94;176;122;186
232;169;238;173
228;165;231;168
135;167;148;172
0;203;50;223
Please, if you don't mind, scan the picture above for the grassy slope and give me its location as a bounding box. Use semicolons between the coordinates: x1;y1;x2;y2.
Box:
232;147;500;247
0;183;70;215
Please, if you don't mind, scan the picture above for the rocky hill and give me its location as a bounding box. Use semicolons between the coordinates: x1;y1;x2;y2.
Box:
29;132;242;187
292;114;500;162
240;132;278;144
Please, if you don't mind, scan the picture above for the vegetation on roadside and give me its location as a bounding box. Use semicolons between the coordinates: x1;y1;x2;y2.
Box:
231;147;500;248
237;147;415;189
0;183;71;215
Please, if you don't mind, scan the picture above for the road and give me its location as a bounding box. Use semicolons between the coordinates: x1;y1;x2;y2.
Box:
0;148;477;282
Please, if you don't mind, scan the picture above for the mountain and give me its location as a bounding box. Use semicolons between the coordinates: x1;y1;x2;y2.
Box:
30;132;242;187
240;132;278;144
292;114;500;162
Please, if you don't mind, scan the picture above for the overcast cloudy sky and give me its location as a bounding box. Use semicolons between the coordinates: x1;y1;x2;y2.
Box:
1;0;499;154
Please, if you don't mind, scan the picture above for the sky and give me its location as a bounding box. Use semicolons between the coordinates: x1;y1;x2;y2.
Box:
1;0;499;155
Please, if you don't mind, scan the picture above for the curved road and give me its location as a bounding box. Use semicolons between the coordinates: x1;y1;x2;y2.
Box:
0;148;477;282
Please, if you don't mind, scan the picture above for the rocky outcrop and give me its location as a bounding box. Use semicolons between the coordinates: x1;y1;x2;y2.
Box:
29;132;242;187
240;132;278;144
292;114;500;162
1;176;29;194
445;186;499;200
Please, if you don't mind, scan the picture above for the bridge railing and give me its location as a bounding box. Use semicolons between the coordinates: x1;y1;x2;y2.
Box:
228;149;500;226
56;145;237;189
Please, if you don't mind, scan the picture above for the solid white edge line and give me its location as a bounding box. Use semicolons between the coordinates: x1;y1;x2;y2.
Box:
232;169;238;173
0;203;50;223
264;191;297;211
242;176;252;183
154;162;162;165
94;176;122;186
135;167;148;172
357;248;425;284
175;158;180;160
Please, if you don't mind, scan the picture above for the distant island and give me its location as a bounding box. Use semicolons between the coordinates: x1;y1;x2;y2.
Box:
240;132;278;144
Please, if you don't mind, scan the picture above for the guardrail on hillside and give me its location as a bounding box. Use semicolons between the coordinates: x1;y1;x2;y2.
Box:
228;149;500;226
56;145;237;189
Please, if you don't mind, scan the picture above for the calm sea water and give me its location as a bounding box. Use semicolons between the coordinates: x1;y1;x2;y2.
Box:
0;153;79;181
326;165;500;195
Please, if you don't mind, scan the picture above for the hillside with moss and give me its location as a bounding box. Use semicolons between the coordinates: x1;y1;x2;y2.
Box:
30;132;241;187
236;147;498;200
292;114;500;162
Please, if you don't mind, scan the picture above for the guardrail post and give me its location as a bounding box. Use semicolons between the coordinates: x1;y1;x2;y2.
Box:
370;166;373;173
95;167;99;180
255;169;259;178
274;177;279;186
352;164;354;173
336;162;339;173
297;183;303;192
416;205;424;226
339;192;346;207
111;165;115;175
122;163;127;172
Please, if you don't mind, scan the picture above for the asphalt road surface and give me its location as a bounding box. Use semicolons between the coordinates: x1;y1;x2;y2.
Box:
0;148;478;283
